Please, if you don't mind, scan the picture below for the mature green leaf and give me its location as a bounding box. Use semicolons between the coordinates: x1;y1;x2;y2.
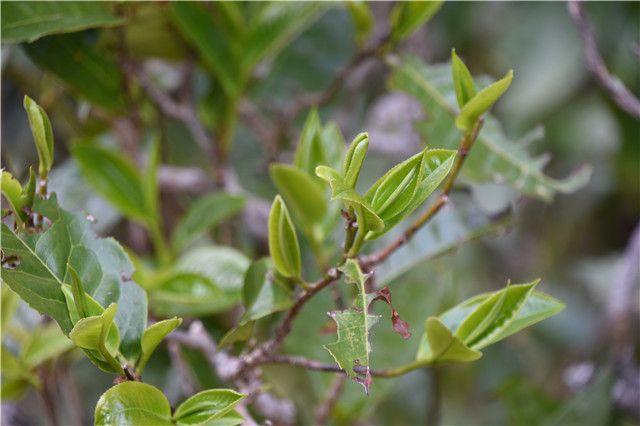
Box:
172;2;242;98
137;317;182;374
24;33;125;111
416;317;482;364
365;149;456;239
23;96;54;176
152;246;250;317
325;259;380;393
172;193;245;251
173;389;245;425
347;1;374;47
456;69;513;130
268;196;302;279
242;2;326;72
242;258;294;322
389;0;443;42
73;143;151;223
270;164;328;230
95;382;173;426
389;56;591;201
113;282;148;362
342;132;369;190
451;49;476;108
1;1;124;43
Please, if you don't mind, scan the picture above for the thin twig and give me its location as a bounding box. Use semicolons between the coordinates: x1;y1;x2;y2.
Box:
568;1;640;119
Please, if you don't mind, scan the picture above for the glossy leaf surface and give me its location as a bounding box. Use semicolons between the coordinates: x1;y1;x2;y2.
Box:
137;317;182;374
94;382;173;426
173;389;245;425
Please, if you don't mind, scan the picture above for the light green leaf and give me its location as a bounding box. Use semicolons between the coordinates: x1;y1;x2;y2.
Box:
451;49;476;108
219;321;255;349
416;317;482;364
68;265;88;319
324;259;380;393
173;389;245;425
95;382;173;426
172;193;245;251
365;149;456;239
347;1;374;47
69;303;121;372
23;96;54;176
293;109;323;176
456;69;514;130
205;410;244;426
320;122;346;170
389;56;591;201
241;258;293;322
342;132;369;190
137;317;182;374
389;0;443;42
270;164;328;230
268;196;301;279
73;143;151;223
21;323;74;368
24;33;125;111
1;1;124;43
1;168;36;226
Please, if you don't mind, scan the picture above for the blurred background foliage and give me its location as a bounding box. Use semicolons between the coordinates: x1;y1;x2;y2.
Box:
1;2;639;425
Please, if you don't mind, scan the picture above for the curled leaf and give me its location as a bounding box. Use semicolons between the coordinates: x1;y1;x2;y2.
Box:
451;49;476;108
342;132;369;189
23;95;54;177
268;196;301;279
369;287;411;339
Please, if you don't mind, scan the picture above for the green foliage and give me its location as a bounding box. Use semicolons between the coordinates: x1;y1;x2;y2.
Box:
389;0;443;42
69;303;121;372
1;1;124;43
268;196;302;279
137;317;182;374
456;69;514;131
1;168;36;227
416;281;564;364
451;49;477;108
95;382;244;426
346;1;374;47
23;96;54;177
390;56;592;201
324;260;380;393
241;258;294;322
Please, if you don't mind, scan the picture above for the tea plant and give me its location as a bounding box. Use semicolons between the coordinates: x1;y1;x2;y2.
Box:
1;2;592;425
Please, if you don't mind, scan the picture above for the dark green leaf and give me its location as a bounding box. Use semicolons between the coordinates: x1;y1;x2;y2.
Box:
24;33;125;111
95;382;173;426
389;0;443;42
451;49;476;108
268;196;302;279
1;1;124;43
270;164;328;230
172;193;245;252
173;389;245;425
73;143;151;223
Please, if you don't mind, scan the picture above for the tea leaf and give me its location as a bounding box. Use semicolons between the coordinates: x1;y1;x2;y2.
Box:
389;0;443;42
268;196;302;279
451;49;476;108
23;96;54;176
456;69;513;130
173;389;245;425
95;382;173;426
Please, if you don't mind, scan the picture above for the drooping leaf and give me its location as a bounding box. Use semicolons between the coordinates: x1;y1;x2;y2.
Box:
1;1;124;43
389;0;443;42
95;382;173;426
270;164;328;230
456;69;514;131
23;96;54;176
389;56;591;201
173;389;245;426
324;259;380;393
368;287;411;339
268;196;302;279
347;1;374;47
137;317;182;374
241;258;294;322
172;192;245;251
23;33;125;111
73;143;151;223
451;49;476;108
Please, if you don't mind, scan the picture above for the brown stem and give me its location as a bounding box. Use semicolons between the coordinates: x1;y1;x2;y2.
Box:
568;1;640;119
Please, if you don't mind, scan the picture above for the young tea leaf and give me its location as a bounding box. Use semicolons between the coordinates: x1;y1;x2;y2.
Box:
23;96;54;177
342;132;369;189
416;317;482;364
95;382;173;426
456;69;514;131
268;196;302;279
173;389;245;425
389;0;443;42
137;317;182;374
451;49;477;108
